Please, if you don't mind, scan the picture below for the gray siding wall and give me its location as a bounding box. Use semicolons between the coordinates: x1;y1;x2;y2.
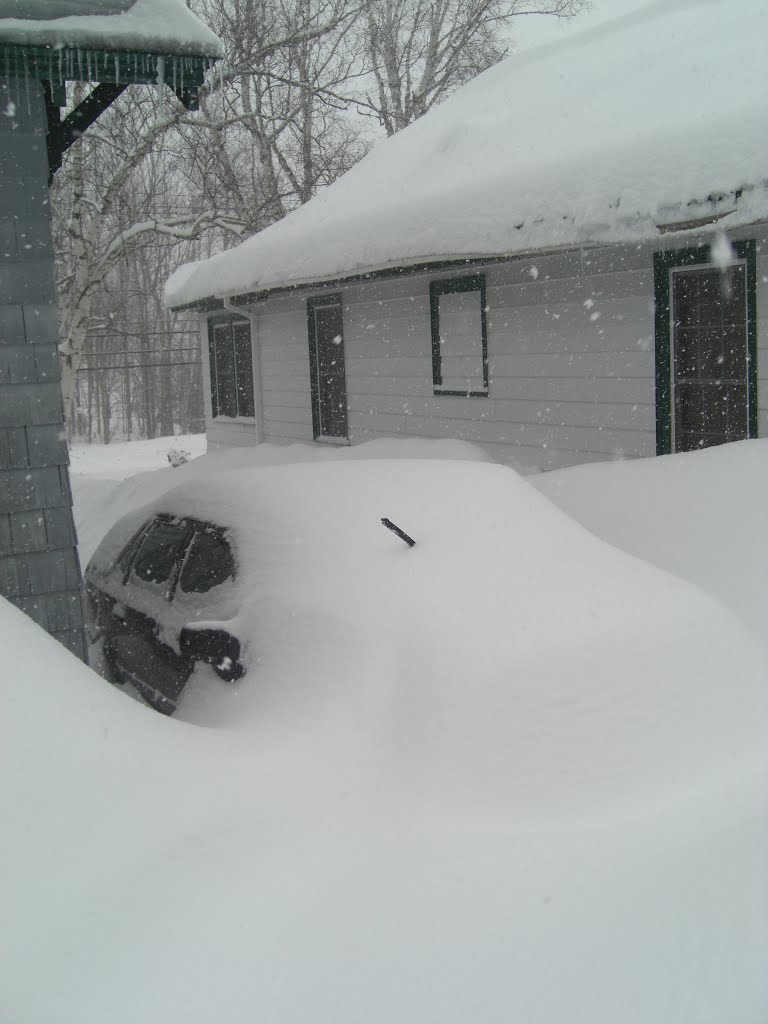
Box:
0;77;85;658
204;226;766;472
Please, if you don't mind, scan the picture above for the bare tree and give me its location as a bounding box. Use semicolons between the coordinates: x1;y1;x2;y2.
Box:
360;0;585;134
185;0;368;230
52;84;242;425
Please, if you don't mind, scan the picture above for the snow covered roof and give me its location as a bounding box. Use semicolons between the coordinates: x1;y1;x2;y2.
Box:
166;0;768;309
0;0;222;58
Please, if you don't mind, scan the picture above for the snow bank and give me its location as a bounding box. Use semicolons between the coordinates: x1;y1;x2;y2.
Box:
3;450;768;1022
0;0;222;57
166;0;768;307
69;433;206;479
534;438;768;654
85;454;767;815
72;436;487;562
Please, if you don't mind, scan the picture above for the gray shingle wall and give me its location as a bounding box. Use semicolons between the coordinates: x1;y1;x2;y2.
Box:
0;76;85;660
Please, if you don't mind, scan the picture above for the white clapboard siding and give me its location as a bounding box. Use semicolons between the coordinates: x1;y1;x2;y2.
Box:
203;227;765;470
264;420;313;443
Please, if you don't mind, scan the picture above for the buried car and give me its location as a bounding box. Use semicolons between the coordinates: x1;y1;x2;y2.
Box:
84;455;765;757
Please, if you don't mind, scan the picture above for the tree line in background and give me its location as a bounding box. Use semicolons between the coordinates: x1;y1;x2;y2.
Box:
53;0;583;442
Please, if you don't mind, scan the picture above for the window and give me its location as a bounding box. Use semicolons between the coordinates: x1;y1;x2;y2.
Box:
178;528;235;595
430;275;488;397
653;241;756;454
307;295;348;440
208;318;255;419
130;518;191;586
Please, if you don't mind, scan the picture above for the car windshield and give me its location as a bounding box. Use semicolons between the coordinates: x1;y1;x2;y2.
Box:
178;528;235;594
130;519;190;586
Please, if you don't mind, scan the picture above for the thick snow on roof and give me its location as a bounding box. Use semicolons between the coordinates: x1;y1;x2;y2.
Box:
0;0;222;57
166;0;768;307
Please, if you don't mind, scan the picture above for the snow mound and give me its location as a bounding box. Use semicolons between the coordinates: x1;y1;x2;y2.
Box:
166;0;768;306
3;448;768;1022
73;437;488;562
534;438;768;654
88;457;766;817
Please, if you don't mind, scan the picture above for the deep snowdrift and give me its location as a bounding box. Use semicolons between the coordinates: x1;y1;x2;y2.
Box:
166;0;768;306
534;438;768;654
5;444;765;1023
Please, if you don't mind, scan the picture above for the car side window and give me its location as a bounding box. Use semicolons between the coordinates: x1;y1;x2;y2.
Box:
178;528;235;595
130;518;191;586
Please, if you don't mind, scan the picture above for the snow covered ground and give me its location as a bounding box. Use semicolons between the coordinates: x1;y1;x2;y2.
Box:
2;437;766;1023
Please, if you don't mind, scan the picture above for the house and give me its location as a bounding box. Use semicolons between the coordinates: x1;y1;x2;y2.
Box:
166;0;767;472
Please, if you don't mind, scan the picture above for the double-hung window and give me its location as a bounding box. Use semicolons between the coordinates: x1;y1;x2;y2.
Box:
208;316;255;419
430;275;489;397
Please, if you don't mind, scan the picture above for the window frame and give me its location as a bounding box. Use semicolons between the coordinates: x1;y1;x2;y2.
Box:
207;313;256;422
653;240;757;455
430;274;489;398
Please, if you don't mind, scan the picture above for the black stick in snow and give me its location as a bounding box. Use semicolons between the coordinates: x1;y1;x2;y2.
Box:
381;518;416;548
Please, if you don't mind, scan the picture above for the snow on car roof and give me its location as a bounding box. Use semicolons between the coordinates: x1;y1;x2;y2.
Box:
0;0;222;57
165;0;768;308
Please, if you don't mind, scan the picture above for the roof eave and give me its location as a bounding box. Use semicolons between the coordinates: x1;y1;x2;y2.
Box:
0;40;218;85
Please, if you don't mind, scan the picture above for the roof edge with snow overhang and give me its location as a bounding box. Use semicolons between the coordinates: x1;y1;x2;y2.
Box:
164;0;768;310
0;0;223;60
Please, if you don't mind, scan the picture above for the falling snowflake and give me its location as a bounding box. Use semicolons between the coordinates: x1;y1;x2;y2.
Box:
709;231;736;271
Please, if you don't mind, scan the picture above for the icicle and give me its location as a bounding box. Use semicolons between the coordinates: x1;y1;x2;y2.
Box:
115;53;119;83
22;48;31;116
156;56;165;103
172;56;177;95
77;47;83;81
58;47;63;85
